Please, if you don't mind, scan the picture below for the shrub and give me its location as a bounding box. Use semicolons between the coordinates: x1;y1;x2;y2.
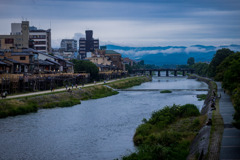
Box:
160;90;172;93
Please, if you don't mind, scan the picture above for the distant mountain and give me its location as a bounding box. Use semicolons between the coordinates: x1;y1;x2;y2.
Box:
106;44;240;66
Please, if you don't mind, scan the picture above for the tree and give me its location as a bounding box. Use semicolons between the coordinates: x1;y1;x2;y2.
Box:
138;60;144;66
191;62;209;77
71;59;99;80
208;48;234;77
187;57;195;66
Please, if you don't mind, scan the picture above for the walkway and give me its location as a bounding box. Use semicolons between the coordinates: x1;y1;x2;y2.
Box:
217;82;240;159
5;78;126;99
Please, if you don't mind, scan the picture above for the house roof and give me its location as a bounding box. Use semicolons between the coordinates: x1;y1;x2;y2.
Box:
3;57;22;64
37;59;54;66
105;50;121;55
22;48;41;53
0;60;8;65
66;61;74;65
11;52;34;56
45;58;61;66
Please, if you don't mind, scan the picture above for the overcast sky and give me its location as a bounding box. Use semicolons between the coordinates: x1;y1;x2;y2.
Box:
0;0;240;48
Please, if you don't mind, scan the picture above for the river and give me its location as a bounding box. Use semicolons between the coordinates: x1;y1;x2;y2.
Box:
0;75;208;160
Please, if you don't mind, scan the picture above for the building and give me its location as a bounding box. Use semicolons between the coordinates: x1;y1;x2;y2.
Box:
123;57;135;66
0;21;29;49
60;39;77;52
0;48;74;74
29;27;51;53
105;50;124;70
86;49;113;72
0;49;35;73
79;30;99;59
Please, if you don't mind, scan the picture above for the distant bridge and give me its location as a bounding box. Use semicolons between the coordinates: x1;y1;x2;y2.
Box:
132;68;194;76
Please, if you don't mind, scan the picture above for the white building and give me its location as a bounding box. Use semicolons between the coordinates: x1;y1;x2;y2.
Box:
11;23;22;35
60;39;77;52
29;27;51;53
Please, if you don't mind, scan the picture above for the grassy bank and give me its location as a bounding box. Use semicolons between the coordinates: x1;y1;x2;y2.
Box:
0;85;117;118
0;76;149;118
122;104;206;160
108;76;151;89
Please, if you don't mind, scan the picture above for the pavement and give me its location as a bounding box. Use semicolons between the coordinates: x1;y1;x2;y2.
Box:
4;78;126;99
217;82;240;160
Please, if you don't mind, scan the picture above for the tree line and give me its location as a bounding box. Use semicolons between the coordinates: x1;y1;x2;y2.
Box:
187;48;240;128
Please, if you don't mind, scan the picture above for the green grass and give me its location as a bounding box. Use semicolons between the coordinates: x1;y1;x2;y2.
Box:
108;76;151;89
160;90;172;93
0;85;118;118
121;104;203;160
80;85;119;100
197;94;207;101
0;99;38;118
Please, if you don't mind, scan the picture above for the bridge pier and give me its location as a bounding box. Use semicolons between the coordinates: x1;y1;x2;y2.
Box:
182;70;186;76
141;71;144;75
174;70;177;76
158;71;161;77
150;71;152;76
166;70;169;76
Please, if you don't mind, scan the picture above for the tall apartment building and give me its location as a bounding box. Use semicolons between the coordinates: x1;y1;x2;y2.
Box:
0;21;29;49
29;27;51;53
79;30;99;59
60;39;77;52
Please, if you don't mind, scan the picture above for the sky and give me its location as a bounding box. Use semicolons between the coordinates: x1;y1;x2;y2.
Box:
0;0;240;48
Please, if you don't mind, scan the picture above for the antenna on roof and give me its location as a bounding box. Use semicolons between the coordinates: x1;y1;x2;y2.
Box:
50;20;51;29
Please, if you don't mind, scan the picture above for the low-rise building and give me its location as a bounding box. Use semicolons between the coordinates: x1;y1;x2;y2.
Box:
123;57;135;66
105;50;124;70
0;21;29;49
0;49;34;73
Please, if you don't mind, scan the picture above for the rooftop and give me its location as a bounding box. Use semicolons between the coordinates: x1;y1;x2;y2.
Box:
105;50;121;55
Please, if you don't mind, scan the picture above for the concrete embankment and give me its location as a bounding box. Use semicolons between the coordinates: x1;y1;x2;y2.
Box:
187;75;223;160
0;76;151;119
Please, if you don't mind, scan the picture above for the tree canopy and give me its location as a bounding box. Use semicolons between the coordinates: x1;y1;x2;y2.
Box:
71;59;99;80
191;62;208;77
208;48;234;77
187;57;195;66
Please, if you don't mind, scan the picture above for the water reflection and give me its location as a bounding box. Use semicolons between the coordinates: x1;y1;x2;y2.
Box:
0;76;207;160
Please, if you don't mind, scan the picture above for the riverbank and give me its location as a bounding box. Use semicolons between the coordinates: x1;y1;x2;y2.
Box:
187;75;224;160
0;76;150;118
122;104;206;160
121;75;218;160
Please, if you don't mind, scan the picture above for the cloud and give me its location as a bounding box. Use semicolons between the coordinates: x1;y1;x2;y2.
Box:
115;47;184;57
112;44;240;58
185;46;213;53
161;48;184;54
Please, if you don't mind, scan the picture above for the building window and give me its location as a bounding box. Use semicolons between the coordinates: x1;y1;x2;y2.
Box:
20;56;26;60
5;38;14;44
35;41;46;44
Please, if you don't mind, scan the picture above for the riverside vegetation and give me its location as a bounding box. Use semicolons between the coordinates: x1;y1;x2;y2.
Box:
0;76;150;118
122;104;206;160
190;49;240;128
160;90;172;93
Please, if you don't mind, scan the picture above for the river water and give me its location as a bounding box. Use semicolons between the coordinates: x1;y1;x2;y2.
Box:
0;75;208;160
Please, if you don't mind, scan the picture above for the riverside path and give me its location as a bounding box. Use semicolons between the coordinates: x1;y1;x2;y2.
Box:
4;78;129;99
217;82;240;159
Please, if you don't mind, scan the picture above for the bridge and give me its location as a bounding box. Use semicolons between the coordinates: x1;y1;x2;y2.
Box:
132;68;194;76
